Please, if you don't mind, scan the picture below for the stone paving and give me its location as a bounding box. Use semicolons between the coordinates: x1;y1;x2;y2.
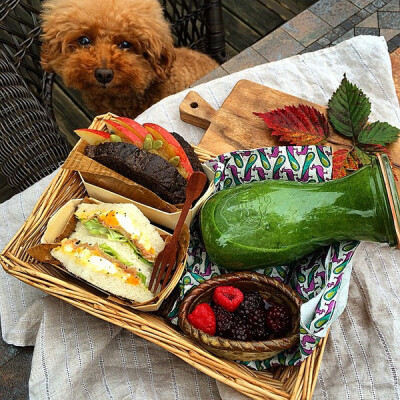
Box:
0;324;31;399
196;0;400;82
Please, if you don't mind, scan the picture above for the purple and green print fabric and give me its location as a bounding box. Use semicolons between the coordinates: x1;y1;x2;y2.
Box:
168;145;359;369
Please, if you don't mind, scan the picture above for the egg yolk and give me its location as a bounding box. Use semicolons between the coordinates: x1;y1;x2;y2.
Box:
59;240;141;285
98;211;119;226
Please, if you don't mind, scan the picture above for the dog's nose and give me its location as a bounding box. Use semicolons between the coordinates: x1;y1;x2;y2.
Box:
94;68;114;84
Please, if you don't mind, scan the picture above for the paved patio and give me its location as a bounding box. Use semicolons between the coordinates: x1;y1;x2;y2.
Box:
196;0;400;83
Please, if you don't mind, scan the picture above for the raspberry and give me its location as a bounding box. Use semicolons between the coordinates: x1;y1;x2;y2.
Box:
188;303;216;335
230;319;252;341
213;286;244;312
247;307;268;340
236;292;263;318
265;305;291;335
212;304;235;338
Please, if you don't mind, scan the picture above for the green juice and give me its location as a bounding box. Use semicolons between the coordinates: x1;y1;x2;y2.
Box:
200;154;399;270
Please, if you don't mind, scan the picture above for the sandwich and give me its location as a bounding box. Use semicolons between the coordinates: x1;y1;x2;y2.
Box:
84;142;188;204
75;118;205;204
50;202;165;303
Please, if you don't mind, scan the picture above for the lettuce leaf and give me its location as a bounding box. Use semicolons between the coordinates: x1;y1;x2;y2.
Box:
81;218;153;266
137;272;147;285
82;218;125;240
98;243;133;266
82;218;109;236
99;244;148;286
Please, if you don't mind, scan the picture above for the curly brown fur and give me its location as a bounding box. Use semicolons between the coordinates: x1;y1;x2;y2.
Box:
41;0;218;117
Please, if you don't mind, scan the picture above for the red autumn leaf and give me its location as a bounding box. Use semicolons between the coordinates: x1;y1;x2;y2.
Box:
254;104;329;145
332;149;349;179
332;149;361;179
359;144;397;180
345;151;360;170
359;143;391;157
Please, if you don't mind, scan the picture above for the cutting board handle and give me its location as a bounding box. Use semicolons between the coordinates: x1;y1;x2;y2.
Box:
179;91;217;130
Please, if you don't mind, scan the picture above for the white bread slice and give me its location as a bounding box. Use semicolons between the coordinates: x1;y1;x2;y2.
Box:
71;221;153;283
74;203;164;261
51;238;154;303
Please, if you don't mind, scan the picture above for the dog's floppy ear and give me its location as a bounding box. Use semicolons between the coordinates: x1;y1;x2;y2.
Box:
40;40;63;72
146;33;175;82
40;0;61;73
40;41;57;72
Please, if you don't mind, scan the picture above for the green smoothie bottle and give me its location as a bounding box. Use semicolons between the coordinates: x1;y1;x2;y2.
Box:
200;154;400;270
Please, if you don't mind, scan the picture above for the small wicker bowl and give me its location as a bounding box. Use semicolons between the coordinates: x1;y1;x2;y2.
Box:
178;272;302;361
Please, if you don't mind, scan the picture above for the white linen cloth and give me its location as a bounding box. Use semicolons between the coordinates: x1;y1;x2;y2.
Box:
1;35;400;399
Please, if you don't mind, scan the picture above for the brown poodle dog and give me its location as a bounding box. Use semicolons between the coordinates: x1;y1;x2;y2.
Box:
40;0;218;118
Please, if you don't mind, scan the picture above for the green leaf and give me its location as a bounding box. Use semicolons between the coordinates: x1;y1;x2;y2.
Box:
83;218;126;242
107;229;126;241
328;74;371;138
358;121;400;145
353;147;372;165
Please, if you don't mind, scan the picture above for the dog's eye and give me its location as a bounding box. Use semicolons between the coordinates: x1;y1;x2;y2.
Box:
118;41;132;50
78;36;91;46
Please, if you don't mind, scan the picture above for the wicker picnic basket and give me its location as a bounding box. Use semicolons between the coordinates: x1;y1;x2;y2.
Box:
0;114;329;400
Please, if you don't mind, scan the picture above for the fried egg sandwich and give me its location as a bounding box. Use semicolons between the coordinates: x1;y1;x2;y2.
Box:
51;202;165;303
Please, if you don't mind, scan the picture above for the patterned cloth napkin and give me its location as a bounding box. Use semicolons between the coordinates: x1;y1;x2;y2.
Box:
169;145;359;369
1;36;399;400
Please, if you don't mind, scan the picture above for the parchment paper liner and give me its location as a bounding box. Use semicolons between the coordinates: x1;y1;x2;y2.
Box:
28;197;190;312
62;137;215;230
80;163;213;230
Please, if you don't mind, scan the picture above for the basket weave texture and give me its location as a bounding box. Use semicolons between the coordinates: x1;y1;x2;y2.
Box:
179;272;302;361
0;148;329;400
0;51;71;190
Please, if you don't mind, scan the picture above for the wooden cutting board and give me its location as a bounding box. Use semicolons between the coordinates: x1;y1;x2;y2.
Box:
179;78;400;182
179;79;352;155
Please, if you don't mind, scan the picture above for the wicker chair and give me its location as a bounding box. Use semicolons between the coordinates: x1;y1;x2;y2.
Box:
0;0;225;193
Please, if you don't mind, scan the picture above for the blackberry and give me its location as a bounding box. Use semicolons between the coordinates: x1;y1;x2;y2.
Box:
247;307;268;340
236;292;263;318
266;305;291;334
212;304;235;338
230;319;252;341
